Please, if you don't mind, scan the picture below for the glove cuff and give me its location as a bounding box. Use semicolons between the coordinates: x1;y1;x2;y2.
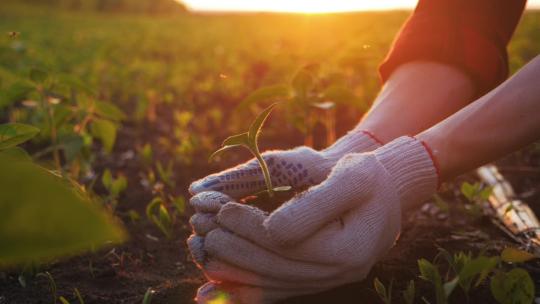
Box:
375;136;439;209
322;128;382;161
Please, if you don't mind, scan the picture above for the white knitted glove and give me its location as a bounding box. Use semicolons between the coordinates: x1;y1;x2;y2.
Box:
189;129;380;199
188;137;439;303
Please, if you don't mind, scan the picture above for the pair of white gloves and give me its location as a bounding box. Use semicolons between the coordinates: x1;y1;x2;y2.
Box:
188;129;439;303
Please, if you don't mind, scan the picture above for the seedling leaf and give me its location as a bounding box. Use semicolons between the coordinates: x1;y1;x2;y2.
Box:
248;103;277;143
94;101;126;122
490;268;534;304
209;145;242;162
501;247;536;263
223;132;249;146
91;118;117;153
402;280;415;304
0;123;40;150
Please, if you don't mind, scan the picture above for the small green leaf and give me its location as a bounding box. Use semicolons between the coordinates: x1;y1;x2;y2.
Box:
459;256;498;283
460;182;478;201
143;288;155;304
30;68;48;83
479;186;493;200
173;196;186;216
141;143;153;166
402;280;415;304
222;132;250;147
373;277;389;303
443;277;459;298
111;175;127;197
0;123;39;150
102;169;113;190
501;247;537;263
209;145;242;162
433;194;449;213
128;209;141;223
74;287;84;304
0;155;126;266
94;101;126;122
490;268;534;304
418;259;445;304
91;119;117;153
59;297;70;304
146;198;172;238
248;103;277;143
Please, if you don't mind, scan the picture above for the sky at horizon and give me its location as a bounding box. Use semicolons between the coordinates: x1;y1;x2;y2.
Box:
182;0;540;13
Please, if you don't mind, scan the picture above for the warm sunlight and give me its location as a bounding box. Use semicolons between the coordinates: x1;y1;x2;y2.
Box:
182;0;417;13
183;0;540;13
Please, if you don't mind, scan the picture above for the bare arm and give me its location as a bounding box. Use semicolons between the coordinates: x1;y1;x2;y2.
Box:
358;61;475;143
418;55;540;181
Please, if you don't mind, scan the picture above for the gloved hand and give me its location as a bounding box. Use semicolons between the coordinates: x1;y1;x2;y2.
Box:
188;136;439;303
189;129;380;199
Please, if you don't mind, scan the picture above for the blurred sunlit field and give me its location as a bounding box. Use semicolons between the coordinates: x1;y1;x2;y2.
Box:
1;1;540;302
1;4;539;157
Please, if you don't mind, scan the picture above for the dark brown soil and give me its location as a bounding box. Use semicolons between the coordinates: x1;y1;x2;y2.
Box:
1;113;539;303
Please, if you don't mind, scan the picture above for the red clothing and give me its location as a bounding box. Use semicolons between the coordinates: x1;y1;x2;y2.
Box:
379;0;527;96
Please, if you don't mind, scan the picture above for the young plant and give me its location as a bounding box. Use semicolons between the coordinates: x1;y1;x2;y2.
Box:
146;197;172;238
37;271;58;304
101;169;128;211
490;268;534;304
142;287;155;304
460;182;493;216
402;280;415;304
210;103;289;198
373;277;392;304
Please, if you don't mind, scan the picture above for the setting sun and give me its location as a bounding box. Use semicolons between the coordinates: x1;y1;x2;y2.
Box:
182;0;417;13
182;0;540;13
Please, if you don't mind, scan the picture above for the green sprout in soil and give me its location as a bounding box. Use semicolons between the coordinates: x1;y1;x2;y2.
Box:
210;103;290;198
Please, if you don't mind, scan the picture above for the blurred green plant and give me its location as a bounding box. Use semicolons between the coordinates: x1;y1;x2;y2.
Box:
101;168;128;211
0;154;126;266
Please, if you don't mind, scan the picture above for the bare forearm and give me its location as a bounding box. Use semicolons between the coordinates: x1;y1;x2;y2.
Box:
359;61;475;143
419;55;540;181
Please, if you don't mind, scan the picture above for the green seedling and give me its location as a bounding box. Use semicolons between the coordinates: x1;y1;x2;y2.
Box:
37;271;58;304
210;103;290;198
490;268;534;304
156;160;174;188
74;288;85;304
460;182;493;217
146;197;172;238
402;280;415;304
373;277;392;304
142;287;155;304
102;169;128;211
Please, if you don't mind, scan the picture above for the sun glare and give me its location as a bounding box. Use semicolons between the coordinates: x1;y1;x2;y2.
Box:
182;0;418;13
